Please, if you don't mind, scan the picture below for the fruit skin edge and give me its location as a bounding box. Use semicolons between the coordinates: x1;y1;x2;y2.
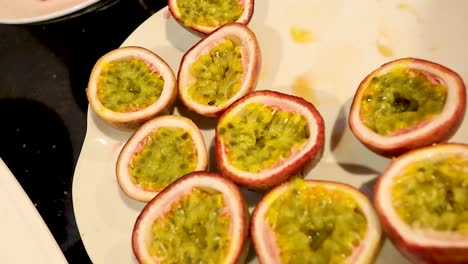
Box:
86;46;178;131
177;22;262;117
348;57;466;158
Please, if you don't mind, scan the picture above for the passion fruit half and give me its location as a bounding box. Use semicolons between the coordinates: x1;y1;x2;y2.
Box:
215;90;325;189
116;115;207;202
374;143;468;264
132;171;249;264
178;22;261;117
168;0;254;35
251;178;383;264
86;46;177;131
349;58;466;157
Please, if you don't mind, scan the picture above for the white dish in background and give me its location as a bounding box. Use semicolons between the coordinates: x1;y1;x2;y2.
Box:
0;159;68;264
0;0;100;24
72;1;468;263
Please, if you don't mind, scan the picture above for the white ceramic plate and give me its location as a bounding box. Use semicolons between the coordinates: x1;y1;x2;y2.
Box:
0;0;100;24
0;159;68;264
72;1;468;263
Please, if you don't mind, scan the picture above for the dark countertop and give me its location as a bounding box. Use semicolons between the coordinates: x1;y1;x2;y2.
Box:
0;0;165;262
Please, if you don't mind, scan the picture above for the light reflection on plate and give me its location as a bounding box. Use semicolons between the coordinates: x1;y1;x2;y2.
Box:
72;1;468;263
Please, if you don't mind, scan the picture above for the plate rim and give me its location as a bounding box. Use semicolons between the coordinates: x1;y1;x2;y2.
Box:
0;0;101;25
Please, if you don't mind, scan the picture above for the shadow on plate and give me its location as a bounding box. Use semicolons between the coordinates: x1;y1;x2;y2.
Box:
359;177;379;201
329;96;390;175
337;163;381;175
207;138;219;173
245;243;258;263
175;100;219;130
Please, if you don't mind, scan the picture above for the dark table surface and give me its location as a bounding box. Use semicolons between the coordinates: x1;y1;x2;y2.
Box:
0;0;166;262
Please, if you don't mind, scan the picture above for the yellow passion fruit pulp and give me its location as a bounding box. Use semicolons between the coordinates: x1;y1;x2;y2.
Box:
188;39;243;107
97;58;164;112
265;178;368;263
360;67;447;136
130;127;198;191
218;102;309;173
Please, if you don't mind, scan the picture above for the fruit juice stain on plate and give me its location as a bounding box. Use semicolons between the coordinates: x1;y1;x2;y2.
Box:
290;27;318;44
396;3;422;23
376;29;394;58
292;75;319;106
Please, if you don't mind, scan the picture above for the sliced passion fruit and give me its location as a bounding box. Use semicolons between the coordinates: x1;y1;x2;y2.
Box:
116;115;207;202
86;46;177;131
132;171;249;264
215;90;325;189
374;143;468;264
168;0;254;35
349;58;466;157
251;178;383;264
178;22;261;117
